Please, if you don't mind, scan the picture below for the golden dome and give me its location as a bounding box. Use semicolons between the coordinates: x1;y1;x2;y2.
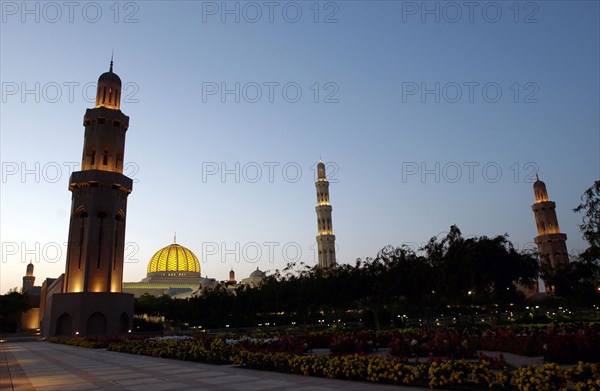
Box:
147;243;200;275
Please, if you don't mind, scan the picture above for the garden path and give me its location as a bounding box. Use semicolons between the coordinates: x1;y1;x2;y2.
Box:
1;342;420;391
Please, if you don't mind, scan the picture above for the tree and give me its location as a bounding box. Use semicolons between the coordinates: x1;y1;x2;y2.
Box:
574;180;600;262
0;290;31;332
422;226;538;307
0;290;31;318
547;181;600;309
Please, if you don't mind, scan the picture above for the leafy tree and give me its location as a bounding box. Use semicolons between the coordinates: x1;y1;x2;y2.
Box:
545;181;600;309
574;180;600;262
422;226;538;307
0;291;31;317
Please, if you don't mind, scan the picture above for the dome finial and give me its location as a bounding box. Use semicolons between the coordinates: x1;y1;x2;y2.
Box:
536;173;539;181
109;50;114;73
174;231;177;244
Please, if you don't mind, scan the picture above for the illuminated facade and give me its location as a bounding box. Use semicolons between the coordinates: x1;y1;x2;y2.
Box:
123;239;267;297
63;59;131;294
123;240;204;297
315;161;337;268
532;175;569;290
42;60;134;337
146;240;201;277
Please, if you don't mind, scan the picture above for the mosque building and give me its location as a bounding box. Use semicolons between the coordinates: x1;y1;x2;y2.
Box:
30;59;578;334
123;158;338;297
122;236;267;298
239;268;268;287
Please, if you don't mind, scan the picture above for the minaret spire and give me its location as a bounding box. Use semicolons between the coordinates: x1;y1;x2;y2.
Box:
315;159;336;268
95;55;122;110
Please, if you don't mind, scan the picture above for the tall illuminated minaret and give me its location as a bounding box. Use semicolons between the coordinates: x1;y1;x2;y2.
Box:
63;58;132;294
44;59;134;337
532;175;569;289
22;261;35;294
315;160;336;268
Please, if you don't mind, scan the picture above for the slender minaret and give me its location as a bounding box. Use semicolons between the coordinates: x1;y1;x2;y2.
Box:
44;59;134;337
22;261;35;294
63;58;132;293
315;160;336;268
532;175;569;290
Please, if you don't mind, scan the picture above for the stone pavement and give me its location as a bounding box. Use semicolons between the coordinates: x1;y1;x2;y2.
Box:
1;342;419;391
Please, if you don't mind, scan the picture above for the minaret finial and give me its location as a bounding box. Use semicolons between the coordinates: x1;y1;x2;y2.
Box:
174;232;176;244
110;50;114;73
536;173;539;181
319;155;322;163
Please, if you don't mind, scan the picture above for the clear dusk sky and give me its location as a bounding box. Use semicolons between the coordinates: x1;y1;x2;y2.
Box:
1;1;599;293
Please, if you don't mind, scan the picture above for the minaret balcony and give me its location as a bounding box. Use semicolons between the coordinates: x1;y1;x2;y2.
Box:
69;170;133;192
534;233;567;244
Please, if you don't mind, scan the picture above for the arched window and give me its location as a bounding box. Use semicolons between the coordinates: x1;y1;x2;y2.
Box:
74;209;88;269
116;153;123;169
114;212;125;270
97;212;106;268
102;150;109;165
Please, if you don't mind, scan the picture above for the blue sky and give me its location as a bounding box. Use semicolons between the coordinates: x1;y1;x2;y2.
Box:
1;1;599;293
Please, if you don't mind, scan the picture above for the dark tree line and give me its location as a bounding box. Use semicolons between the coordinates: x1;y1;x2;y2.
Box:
0;290;31;332
135;226;540;329
545;181;600;309
135;182;600;330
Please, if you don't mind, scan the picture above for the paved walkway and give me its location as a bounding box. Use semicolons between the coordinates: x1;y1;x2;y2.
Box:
1;342;418;391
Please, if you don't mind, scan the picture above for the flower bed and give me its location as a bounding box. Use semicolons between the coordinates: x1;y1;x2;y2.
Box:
107;338;233;364
330;330;377;355
49;331;600;389
47;336;127;349
229;335;308;355
234;351;600;390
